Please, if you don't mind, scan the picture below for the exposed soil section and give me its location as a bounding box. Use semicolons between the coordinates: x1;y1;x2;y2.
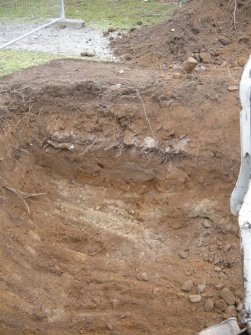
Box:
0;59;244;334
113;0;251;68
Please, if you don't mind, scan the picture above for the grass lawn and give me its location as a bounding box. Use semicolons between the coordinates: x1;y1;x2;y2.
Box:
65;0;176;29
0;50;61;77
0;0;176;77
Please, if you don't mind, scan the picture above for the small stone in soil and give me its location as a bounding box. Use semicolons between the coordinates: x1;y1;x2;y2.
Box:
173;72;183;79
198;284;206;293
199;52;212;64
179;251;188;259
225;305;237;317
219;288;235;306
181;279;193;292
181;57;198;73
189;295;201;303
136;273;149;281
227;86;238;92
214;299;227;312
204;299;214;312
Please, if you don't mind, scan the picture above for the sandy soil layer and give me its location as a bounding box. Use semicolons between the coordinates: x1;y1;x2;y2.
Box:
0;59;244;334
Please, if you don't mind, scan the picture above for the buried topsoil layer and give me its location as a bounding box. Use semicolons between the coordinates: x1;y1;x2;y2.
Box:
0;59;243;334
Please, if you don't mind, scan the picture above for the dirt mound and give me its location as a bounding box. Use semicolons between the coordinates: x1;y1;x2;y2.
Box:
0;60;244;334
113;0;251;68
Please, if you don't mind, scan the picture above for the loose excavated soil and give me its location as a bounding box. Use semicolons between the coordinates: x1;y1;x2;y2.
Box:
0;59;244;334
113;0;251;68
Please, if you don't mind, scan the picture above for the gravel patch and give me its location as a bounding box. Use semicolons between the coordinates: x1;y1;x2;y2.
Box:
0;22;116;59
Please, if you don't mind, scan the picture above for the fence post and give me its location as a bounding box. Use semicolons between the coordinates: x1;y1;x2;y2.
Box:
61;0;65;19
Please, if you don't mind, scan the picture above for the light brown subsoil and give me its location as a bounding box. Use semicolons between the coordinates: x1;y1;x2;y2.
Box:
0;59;244;334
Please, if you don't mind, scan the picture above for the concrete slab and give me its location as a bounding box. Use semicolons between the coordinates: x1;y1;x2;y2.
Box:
56;19;85;29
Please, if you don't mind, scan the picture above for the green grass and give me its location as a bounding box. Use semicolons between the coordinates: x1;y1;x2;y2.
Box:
0;0;176;29
0;50;61;77
0;0;61;22
0;0;176;77
65;0;176;30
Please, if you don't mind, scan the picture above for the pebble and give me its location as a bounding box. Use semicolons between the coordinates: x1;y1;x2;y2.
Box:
189;295;201;303
219;288;235;306
236;302;243;312
215;283;224;290
181;280;194;292
173;72;183;79
181;57;198;73
198;284;206;293
108;27;117;32
27;230;41;242
238;56;247;67
214;299;227;312
156;235;165;242
204;299;214;312
111;299;119;309
227;86;238;92
202;220;212;229
199;52;212;64
110;83;122;91
106;323;113;330
136;273;149;281
218;37;231;46
80;50;96;57
179;251;188;259
224;244;232;252
225;305;237;317
92;297;101;306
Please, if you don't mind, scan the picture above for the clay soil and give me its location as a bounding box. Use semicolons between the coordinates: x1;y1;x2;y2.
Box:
0;1;249;335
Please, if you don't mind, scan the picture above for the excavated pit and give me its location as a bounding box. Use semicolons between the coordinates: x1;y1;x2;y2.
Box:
0;60;244;334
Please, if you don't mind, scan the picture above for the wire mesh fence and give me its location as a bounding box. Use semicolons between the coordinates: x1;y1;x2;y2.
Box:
0;0;64;48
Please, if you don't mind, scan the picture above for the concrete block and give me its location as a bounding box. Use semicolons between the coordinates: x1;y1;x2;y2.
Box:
55;19;85;29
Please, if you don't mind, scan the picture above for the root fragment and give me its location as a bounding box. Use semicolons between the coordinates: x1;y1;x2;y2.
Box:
3;186;46;216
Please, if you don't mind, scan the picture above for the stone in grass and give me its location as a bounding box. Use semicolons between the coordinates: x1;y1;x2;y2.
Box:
181;279;193;292
80;50;96;58
108;27;117;33
189;294;201;303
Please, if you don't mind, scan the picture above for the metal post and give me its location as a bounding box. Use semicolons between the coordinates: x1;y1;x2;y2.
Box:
0;17;63;50
61;0;65;19
0;0;65;50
